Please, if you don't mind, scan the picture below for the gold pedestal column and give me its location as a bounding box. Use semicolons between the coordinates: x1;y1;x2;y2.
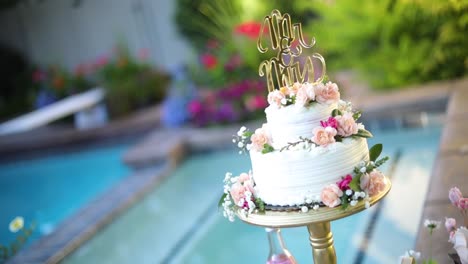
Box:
307;222;336;264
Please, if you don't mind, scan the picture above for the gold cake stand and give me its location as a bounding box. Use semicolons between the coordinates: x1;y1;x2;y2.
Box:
237;179;391;264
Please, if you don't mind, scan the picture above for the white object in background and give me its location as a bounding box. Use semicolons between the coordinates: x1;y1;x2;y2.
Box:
0;88;106;135
451;227;468;264
74;103;108;130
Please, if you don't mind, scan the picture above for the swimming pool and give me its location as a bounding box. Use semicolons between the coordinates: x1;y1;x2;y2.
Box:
0;142;132;246
63;123;442;264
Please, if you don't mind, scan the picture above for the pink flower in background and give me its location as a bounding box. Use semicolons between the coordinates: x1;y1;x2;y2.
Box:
74;64;88;77
335;112;358;137
250;124;272;152
449;187;463;206
360;170;386;196
246;95;268;111
206;39;219;50
445;218;457;232
32;70;46;83
200;53;218;70
312;126;337;146
138;48;150;60
94;55;109;67
267;90;286;108
315;81;340;104
224;54;242;71
320;117;338;129
188;100;203;115
234;21;264;40
458;198;468;210
337;175;353;191
321;184;343;207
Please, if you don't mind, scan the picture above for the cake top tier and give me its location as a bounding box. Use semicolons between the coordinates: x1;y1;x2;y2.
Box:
257;9;326;92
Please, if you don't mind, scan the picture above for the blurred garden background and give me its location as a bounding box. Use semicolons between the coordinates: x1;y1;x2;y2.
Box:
0;0;466;127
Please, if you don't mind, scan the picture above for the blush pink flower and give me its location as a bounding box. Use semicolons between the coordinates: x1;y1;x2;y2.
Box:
337;174;353;191
230;173;256;207
321;184;343;207
320;117;338;129
312;126;337;147
250;125;272;152
360;170;386;196
314;82;340;105
449;187;463;206
267;90;286;108
458;197;468;210
335;112;358;137
445;217;457;232
288;82;301;95
295;86;309;106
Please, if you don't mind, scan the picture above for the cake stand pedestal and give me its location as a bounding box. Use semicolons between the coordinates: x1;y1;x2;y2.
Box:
236;179;391;264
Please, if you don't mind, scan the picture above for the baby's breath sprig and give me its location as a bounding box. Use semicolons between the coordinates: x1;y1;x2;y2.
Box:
233;126;253;154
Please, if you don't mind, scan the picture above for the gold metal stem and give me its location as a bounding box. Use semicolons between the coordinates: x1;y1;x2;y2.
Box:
307;222;337;264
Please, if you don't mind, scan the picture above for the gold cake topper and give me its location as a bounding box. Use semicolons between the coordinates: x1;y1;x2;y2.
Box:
257;9;326;92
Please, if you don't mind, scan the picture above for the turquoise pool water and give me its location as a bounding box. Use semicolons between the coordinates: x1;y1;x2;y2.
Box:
63;124;442;264
0;142;132;246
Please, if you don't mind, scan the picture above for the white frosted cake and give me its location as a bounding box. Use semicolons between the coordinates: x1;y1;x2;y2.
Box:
220;9;388;222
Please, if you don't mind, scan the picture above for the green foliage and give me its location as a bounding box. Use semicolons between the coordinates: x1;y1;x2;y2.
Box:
0;222;35;263
218;193;227;209
255;197;265;212
349;174;362;192
98;46;170;118
331;109;342;117
261;143;274;154
303;0;468;89
355;129;373;138
369;144;383;162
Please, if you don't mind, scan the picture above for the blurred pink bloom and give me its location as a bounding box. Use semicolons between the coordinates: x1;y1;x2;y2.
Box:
74;64;88;77
206;39;219;50
320;117;338;129
458;197;468;210
337;174;352;191
94;55;109;69
32;69;46;83
234;21;264;40
138;48;150;60
246;95;268;112
449;187;463;206
445;217;457;232
200;53;218;70
188;100;203;115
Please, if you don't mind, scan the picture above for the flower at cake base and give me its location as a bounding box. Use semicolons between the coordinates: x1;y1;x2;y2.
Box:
360;170;386;196
337;174;353;191
321;184;343;208
312;126;337;147
449;187;463;207
250;124;272;152
335;112;358;137
314;81;340;105
267;90;286;108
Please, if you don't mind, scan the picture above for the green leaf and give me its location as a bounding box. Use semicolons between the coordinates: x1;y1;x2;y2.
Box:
262;143;274;154
218;193;227;209
335;136;343;142
353;111;362;120
375;156;389;167
340;195;349;210
349;174;362;192
331;109;342;117
243;131;253;138
355;129;373;138
255;198;265;212
369;144;383;162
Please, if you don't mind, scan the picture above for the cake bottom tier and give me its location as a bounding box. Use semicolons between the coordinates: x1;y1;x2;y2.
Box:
250;138;369;206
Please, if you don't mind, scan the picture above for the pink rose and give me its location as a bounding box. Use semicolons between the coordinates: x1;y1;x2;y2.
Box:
337;174;353;191
295;87;309;106
230;176;256;207
303;83;316;101
314;82;340;104
267;90;286;108
449;187;463;206
288;82;301;95
360;170;386;196
445;217;457;232
321;184;343;207
250;125;272;152
237;172;251;184
335;112;358;137
312;126;337;147
458;197;468;210
320;117;338;129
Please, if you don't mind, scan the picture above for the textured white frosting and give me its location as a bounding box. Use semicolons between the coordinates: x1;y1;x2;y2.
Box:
250;138;369;206
265;102;337;147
